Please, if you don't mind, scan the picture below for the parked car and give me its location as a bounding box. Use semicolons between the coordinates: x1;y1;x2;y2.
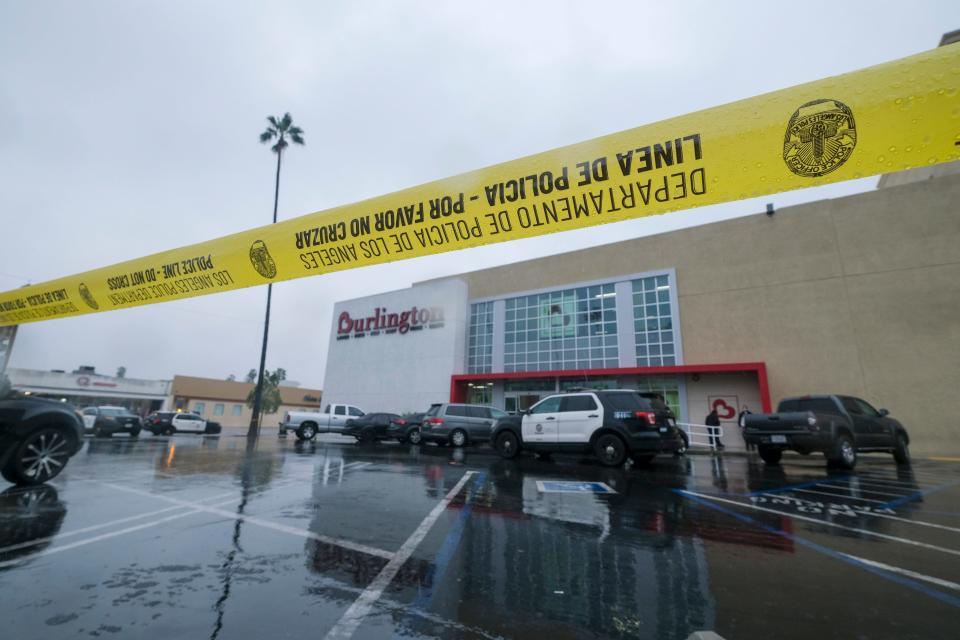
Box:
145;411;221;436
80;406;142;437
343;413;407;442
1;395;85;485
279;403;365;441
420;403;510;447
743;395;910;469
387;412;426;444
491;390;682;467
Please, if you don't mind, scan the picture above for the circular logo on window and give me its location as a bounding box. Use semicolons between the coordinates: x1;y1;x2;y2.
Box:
249;240;277;279
78;283;99;310
535;424;543;434
783;99;857;177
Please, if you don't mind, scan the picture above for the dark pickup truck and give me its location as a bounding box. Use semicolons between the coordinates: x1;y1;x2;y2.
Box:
743;395;910;470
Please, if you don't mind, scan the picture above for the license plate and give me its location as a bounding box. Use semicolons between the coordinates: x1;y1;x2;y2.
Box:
614;411;631;420
659;427;668;433
771;435;787;444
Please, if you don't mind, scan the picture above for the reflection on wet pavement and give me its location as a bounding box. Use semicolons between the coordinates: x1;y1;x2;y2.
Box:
0;434;958;639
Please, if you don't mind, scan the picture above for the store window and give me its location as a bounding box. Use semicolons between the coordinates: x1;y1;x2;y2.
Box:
214;403;224;416
467;383;493;405
194;402;205;415
632;274;677;366
232;404;243;416
467;301;494;374
504;283;618;373
633;375;682;419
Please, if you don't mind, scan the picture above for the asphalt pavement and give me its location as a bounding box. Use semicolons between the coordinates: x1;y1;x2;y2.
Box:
1;433;959;639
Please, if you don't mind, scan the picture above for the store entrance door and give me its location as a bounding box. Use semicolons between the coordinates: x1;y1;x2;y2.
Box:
504;393;542;415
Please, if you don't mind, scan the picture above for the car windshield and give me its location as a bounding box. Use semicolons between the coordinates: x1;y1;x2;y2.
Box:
99;408;129;417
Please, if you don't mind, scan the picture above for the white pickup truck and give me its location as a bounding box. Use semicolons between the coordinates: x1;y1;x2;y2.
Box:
279;403;365;440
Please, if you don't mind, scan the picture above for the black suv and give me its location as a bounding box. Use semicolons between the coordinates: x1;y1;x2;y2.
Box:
492;390;682;467
1;395;85;485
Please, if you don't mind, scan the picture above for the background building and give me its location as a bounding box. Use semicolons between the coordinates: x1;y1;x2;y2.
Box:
323;172;960;455
169;375;323;428
6;366;171;415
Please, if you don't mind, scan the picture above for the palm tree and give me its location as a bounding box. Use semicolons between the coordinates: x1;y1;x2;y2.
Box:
248;113;305;438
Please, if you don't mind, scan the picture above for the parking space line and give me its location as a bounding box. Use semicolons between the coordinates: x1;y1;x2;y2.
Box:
0;490;236;556
0;497;237;569
756;492;960;533
680;490;960;557
101;482;394;560
881;480;960;510
324;470;477;640
841;554;960;592
814;483;910;498
747;476;852;497
677;490;960;608
789;488;887;504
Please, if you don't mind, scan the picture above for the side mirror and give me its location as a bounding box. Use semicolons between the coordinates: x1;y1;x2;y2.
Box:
879;408;889;417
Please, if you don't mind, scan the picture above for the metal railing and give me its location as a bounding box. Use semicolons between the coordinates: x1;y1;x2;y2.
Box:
676;422;724;451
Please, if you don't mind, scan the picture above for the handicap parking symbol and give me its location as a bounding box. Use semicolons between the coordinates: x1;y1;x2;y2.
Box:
536;481;616;494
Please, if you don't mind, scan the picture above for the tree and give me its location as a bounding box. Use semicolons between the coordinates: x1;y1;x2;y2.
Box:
116;366;126;378
245;369;257;383
248;113;305;439
226;374;236;382
245;367;287;422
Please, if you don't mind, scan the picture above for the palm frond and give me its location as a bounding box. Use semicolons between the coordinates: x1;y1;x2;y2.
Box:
271;138;289;153
290;132;305;145
288;126;303;135
267;115;280;128
280;112;292;130
259;130;275;143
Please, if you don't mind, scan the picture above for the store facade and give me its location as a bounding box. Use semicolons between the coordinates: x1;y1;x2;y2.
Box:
323;172;960;455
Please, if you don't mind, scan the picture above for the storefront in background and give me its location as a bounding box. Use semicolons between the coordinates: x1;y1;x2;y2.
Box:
6;367;170;415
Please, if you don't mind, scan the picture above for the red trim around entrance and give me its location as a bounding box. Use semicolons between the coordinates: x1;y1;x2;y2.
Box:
450;362;771;411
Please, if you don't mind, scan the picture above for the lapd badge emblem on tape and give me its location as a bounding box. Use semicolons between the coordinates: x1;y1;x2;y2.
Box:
78;283;99;310
249;240;277;279
783;99;857;177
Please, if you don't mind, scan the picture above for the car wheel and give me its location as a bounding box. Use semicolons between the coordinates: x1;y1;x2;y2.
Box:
450;429;467;448
830;434;857;470
758;446;782;465
495;431;520;459
297;423;318;441
360;429;376;443
94;426;109;438
407;428;422;445
129;429;140;438
594;434;627;467
162;427;175;436
893;433;911;465
631;453;656;465
674;431;689;457
4;428;74;485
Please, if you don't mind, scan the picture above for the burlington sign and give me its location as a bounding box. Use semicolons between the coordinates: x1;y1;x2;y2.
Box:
336;305;445;340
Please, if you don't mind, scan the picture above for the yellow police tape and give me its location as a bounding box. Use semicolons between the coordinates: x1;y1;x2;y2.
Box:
2;44;958;326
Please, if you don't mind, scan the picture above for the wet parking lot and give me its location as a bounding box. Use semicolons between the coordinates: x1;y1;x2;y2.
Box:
1;435;959;640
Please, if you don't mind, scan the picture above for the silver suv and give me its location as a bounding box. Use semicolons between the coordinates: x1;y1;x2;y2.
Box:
420;403;509;447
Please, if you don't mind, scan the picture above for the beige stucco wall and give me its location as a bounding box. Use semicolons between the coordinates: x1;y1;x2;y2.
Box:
441;174;960;455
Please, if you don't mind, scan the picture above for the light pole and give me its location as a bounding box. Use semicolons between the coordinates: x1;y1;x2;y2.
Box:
249;113;304;439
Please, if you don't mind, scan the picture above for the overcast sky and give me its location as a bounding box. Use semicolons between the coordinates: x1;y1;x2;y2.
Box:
1;1;956;389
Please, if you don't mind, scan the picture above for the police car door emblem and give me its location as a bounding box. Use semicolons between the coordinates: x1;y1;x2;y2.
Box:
783;99;857;177
78;283;99;310
249;240;278;279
